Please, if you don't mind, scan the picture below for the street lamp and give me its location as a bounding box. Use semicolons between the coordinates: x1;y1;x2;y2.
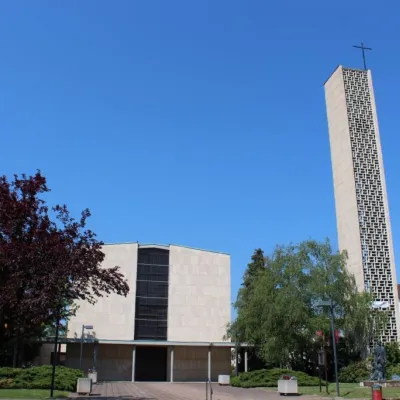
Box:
316;300;340;397
79;325;94;371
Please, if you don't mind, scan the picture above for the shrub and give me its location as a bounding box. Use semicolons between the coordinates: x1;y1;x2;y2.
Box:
0;366;83;391
230;368;321;388
339;361;370;383
386;364;400;379
385;342;400;366
0;368;22;378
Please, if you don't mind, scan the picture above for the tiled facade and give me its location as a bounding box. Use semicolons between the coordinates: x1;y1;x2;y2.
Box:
325;66;399;342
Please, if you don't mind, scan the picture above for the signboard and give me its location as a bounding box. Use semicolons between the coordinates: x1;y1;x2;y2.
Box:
318;351;325;366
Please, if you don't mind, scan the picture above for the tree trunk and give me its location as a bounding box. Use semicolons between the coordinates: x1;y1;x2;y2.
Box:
12;342;18;367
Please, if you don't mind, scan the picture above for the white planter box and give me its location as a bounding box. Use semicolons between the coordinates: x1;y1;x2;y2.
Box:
77;378;92;394
218;375;230;385
278;379;298;395
88;372;97;384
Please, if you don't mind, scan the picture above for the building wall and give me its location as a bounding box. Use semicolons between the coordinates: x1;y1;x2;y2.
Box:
167;346;231;382
67;243;231;344
325;65;365;290
167;246;231;342
67;243;138;341
65;343;230;382
325;66;399;342
66;343;133;381
367;71;400;339
33;344;66;366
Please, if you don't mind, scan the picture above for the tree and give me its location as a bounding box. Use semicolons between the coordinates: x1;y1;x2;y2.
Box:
227;239;380;371
0;172;130;363
242;249;265;289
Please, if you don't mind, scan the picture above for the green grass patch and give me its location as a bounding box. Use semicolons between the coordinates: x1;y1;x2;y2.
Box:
0;389;68;399
264;383;400;398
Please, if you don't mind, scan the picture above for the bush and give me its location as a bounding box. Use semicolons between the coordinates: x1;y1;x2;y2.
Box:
0;368;21;378
0;366;83;391
386;342;400;366
386;364;400;379
339;361;370;383
230;368;322;388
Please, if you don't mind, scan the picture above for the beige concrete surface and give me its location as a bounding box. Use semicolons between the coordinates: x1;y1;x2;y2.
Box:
324;66;400;341
367;70;400;332
166;346;231;382
324;65;365;290
67;243;138;341
168;245;231;342
67;243;231;344
66;343;133;381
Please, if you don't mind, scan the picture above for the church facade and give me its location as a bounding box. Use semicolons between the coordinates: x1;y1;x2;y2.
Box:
64;242;233;382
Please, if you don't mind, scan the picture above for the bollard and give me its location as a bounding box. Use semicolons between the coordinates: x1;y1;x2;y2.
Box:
372;384;382;400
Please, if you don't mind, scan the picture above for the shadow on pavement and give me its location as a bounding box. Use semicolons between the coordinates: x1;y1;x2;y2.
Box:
72;397;156;400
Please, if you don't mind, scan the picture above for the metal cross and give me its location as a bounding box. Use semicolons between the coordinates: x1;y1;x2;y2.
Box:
353;42;372;70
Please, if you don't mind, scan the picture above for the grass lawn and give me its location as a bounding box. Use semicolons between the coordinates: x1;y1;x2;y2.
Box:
0;389;69;399
264;383;400;398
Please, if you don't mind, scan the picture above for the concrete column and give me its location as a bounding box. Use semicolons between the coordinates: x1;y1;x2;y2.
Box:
208;346;212;381
132;345;136;382
244;348;248;372
170;346;174;382
93;341;98;370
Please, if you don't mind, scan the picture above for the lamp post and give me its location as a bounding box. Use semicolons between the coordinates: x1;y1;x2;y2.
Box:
316;300;339;397
79;325;93;372
50;305;61;399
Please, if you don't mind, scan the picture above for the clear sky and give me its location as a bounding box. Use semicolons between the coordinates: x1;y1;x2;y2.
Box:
1;1;400;308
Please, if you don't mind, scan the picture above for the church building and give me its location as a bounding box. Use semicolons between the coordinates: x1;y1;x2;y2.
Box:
64;242;233;382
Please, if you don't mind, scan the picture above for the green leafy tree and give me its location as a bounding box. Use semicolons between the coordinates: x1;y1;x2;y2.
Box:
242;249;265;289
385;342;400;367
227;239;380;370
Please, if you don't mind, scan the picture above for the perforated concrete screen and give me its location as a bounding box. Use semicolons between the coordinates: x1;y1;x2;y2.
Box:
325;66;400;343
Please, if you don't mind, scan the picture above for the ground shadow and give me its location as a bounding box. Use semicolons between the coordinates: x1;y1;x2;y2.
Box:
71;397;156;400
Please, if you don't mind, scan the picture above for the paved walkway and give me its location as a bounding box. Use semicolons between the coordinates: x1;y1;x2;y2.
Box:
72;381;284;400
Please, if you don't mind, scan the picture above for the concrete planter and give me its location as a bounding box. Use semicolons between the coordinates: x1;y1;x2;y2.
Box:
77;377;92;395
88;372;97;384
218;375;230;385
278;379;298;395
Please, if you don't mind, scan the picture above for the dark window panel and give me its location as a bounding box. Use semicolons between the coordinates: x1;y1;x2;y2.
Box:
138;249;169;266
137;264;169;282
134;318;167;340
136;281;168;298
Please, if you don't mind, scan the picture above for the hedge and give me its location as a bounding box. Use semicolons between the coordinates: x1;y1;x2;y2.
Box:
230;368;322;388
338;361;369;383
0;366;83;392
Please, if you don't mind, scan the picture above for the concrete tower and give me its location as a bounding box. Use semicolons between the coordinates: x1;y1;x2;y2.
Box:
324;65;399;342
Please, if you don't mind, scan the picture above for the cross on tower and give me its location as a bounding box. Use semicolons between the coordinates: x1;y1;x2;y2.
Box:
353;42;372;70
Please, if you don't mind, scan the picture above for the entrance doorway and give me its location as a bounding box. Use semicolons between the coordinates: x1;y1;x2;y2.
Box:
135;346;167;381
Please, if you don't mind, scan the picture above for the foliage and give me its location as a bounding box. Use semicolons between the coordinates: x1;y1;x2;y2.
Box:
338;361;370;383
385;342;400;367
0;366;83;392
242;249;265;290
230;368;322;388
386;364;400;379
0;172;130;355
227;239;379;370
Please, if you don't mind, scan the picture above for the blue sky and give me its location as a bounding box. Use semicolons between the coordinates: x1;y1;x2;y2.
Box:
1;0;400;308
